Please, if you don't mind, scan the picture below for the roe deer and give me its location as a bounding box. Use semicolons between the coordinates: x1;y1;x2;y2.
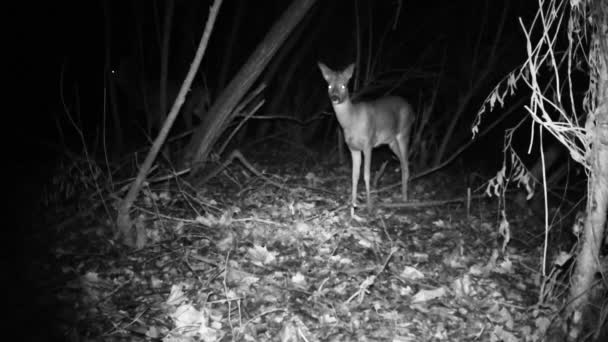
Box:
318;62;414;211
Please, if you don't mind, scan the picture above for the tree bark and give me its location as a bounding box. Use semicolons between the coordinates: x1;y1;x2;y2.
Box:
567;2;608;339
216;1;246;90
267;4;329;118
254;6;314;139
184;0;317;170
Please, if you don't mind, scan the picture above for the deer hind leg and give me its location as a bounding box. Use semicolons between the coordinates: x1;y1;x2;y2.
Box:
390;136;409;201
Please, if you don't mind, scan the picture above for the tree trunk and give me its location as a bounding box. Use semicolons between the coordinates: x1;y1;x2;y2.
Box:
254;7;314;139
267;3;330;118
216;1;246;90
184;0;317;170
567;2;608;340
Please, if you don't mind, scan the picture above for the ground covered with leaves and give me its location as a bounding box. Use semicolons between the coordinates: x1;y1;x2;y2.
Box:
28;150;572;342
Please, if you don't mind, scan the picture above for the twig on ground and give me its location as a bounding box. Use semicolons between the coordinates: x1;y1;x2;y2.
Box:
377;194;488;208
197;150;290;191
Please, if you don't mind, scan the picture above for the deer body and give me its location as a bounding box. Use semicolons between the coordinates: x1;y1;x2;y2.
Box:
318;62;414;210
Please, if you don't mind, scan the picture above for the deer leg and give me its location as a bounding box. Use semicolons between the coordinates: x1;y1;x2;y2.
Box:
396;134;409;201
363;147;373;212
350;149;362;209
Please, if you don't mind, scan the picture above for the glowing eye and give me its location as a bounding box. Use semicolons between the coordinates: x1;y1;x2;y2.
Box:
340;85;346;90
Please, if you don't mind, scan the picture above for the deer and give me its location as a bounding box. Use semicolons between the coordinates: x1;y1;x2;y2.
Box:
318;62;414;212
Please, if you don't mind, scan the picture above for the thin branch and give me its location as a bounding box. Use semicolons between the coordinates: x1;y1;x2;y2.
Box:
117;0;224;245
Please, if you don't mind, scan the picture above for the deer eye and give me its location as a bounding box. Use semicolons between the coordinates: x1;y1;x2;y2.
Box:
340;85;346;90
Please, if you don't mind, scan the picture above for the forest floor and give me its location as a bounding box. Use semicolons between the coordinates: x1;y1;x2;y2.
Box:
23;146;578;342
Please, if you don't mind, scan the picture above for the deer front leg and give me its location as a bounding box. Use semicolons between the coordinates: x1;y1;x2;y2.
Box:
350;149;362;209
363;147;373;212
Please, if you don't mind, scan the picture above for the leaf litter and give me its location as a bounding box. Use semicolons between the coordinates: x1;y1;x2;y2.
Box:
38;156;563;341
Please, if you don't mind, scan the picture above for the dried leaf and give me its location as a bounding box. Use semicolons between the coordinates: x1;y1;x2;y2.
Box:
411;286;446;303
400;266;424;280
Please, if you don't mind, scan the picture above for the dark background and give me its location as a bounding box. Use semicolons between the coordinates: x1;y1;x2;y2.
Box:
14;0;536;155
11;0;545;216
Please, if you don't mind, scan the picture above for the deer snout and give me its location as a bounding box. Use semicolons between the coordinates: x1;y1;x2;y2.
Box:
329;94;342;103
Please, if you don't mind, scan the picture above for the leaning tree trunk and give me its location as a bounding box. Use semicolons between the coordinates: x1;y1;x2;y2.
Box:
267;3;331;119
184;0;317;171
567;2;608;339
216;1;246;90
253;6;313;140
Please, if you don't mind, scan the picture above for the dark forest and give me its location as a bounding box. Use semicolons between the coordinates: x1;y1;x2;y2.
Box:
10;0;607;341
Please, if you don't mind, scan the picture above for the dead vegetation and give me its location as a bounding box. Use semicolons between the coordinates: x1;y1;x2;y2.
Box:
33;148;600;342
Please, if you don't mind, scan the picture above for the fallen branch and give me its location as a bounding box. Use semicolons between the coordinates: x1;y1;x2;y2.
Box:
377;194;487;209
196;150;290;191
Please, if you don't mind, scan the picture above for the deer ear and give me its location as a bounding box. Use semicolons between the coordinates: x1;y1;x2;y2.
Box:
343;64;355;79
318;62;331;81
